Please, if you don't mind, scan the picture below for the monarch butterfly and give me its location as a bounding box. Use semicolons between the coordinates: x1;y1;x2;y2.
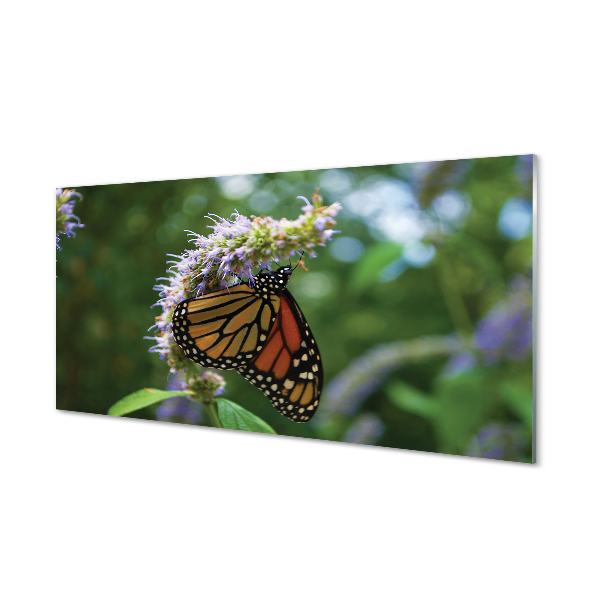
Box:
172;265;322;422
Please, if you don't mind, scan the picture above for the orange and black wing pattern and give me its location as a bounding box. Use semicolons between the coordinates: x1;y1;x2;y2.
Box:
173;266;323;422
172;284;280;370
237;289;323;422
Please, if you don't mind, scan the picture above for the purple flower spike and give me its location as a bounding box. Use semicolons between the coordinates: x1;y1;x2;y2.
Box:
148;192;342;373
56;188;85;249
465;423;529;462
475;275;532;364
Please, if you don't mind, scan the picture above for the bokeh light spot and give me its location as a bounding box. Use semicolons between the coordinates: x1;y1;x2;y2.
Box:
432;191;469;222
298;272;333;299
403;241;436;267
329;236;365;262
344;178;431;244
498;198;532;239
126;209;150;235
218;175;256;200
162;197;179;216
319;169;354;195
183;194;207;216
249;190;279;213
378;258;407;282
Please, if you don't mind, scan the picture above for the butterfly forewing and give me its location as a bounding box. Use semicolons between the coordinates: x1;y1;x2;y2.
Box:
173;284;280;370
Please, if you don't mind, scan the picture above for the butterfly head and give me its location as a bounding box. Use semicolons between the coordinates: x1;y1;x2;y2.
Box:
254;265;293;295
275;264;293;282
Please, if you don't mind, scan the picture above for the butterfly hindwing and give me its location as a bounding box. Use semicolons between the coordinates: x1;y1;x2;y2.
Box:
237;289;323;422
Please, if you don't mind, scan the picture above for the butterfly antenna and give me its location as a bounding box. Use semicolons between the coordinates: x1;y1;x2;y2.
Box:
293;251;306;271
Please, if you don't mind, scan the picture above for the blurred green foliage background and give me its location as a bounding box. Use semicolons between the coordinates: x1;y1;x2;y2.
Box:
56;155;534;462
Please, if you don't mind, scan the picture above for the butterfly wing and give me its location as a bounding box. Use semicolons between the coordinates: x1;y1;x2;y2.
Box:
172;284;280;370
237;289;323;422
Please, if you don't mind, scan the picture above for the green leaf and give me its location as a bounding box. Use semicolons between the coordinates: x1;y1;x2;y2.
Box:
387;381;440;419
499;381;533;429
216;399;276;434
108;388;191;416
352;241;403;290
434;371;497;454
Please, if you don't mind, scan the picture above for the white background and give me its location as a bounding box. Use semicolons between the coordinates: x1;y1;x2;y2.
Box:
2;1;599;599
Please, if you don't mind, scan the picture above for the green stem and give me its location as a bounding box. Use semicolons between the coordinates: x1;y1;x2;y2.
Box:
203;400;223;428
436;255;473;342
184;366;223;428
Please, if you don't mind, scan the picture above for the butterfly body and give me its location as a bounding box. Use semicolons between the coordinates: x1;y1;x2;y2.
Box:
172;266;322;422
